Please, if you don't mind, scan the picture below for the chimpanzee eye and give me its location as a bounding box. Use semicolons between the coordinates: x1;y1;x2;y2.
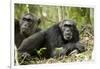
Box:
64;24;71;27
27;19;32;22
64;24;67;27
23;18;26;21
23;18;32;22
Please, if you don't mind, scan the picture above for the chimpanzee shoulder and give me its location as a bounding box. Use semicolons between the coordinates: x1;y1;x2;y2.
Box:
45;23;65;47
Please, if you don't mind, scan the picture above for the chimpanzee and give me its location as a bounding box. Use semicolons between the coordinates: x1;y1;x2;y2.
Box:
15;13;41;48
18;19;85;58
19;13;41;37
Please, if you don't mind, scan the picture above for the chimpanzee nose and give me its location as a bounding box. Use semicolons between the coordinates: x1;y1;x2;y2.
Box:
66;29;70;32
21;28;26;31
23;24;28;28
65;30;71;34
66;33;70;35
24;24;27;27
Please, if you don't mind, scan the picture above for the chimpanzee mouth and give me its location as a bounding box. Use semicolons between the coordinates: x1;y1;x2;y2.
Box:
21;29;30;37
64;36;72;40
63;32;72;40
21;28;30;34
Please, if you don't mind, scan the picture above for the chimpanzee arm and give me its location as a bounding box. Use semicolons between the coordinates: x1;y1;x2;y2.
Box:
18;31;45;55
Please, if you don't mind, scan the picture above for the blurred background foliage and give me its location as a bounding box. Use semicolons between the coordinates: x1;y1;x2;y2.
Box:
15;4;94;65
15;4;94;30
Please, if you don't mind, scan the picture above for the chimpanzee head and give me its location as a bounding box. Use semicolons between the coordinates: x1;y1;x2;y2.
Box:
20;13;41;37
59;19;77;41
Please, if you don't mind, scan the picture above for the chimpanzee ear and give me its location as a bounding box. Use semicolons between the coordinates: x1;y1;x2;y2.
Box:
58;20;64;28
37;18;41;25
59;22;62;29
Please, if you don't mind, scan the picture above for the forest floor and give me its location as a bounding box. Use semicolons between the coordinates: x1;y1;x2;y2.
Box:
18;35;94;65
17;25;94;65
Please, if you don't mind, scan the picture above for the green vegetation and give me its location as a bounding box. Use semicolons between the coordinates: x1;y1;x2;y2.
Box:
15;4;94;65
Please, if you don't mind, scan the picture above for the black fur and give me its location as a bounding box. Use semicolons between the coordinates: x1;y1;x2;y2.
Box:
18;19;85;58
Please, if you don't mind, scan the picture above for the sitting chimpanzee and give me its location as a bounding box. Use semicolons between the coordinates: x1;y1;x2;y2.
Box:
15;13;41;48
18;19;86;58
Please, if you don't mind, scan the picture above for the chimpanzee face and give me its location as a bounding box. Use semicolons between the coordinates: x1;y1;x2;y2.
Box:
59;20;76;40
20;13;40;36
